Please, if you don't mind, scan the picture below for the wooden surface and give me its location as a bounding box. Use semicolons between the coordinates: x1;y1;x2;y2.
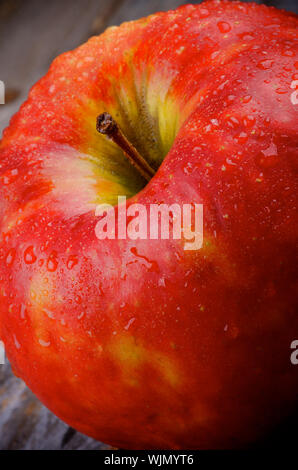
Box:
0;362;111;449
0;0;297;451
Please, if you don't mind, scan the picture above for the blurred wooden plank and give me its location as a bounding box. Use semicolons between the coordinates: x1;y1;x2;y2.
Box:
0;362;111;449
0;0;125;135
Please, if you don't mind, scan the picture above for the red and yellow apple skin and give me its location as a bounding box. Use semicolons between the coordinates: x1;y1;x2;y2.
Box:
0;1;297;449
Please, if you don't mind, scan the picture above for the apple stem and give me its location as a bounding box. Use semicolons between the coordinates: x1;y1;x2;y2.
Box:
96;113;155;182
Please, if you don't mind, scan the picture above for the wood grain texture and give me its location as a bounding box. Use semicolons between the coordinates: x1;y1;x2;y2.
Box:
0;0;297;451
0;361;111;449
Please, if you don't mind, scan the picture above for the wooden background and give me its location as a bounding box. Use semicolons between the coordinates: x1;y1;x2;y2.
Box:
0;0;297;450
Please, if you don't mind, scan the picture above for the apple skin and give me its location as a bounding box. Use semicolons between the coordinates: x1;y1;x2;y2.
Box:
0;1;297;449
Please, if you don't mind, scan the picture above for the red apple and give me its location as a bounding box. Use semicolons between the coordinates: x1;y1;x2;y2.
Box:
0;1;297;449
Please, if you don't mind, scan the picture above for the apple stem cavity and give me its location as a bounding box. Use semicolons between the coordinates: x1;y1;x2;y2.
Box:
96;112;155;182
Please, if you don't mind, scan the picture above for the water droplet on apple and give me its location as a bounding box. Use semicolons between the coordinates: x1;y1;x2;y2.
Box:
217;21;231;33
275;87;288;94
13;334;21;350
43;308;55;319
20;303;27;319
242;95;252;103
30;290;36;300
2;169;19;185
124;317;135;330
199;8;210;18
129;247;159;272
67;255;78;270
256;142;279;168
226;157;237;166
234;132;248;143
282;49;294;57
257;59;274;70
9;303;15;314
183;162;194;175
24;245;37;264
238;32;254;41
6;248;16;266
39;339;51;347
243;115;256;128
47;251;58;272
